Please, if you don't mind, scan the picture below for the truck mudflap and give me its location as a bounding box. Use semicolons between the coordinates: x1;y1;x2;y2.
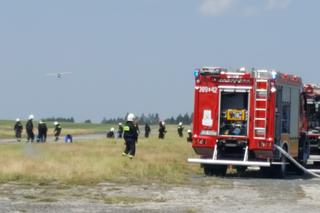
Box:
188;145;271;167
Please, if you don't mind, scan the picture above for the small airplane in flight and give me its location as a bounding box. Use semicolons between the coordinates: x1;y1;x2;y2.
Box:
45;72;72;79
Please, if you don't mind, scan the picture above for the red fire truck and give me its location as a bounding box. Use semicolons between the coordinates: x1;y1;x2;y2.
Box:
188;67;309;177
304;84;320;163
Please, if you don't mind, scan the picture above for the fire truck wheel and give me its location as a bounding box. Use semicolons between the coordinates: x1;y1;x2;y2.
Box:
203;165;214;176
271;149;287;178
236;166;247;174
203;165;227;176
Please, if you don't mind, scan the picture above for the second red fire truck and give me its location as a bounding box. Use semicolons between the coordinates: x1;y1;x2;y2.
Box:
188;67;310;177
304;84;320;164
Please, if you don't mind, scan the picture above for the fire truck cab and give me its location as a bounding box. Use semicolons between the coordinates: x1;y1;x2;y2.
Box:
188;67;309;177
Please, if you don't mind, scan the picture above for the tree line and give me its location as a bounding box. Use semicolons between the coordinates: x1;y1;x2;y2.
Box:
42;117;75;123
101;113;193;125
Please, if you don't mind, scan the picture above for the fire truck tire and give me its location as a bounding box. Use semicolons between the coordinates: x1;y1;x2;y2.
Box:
236;166;247;174
271;146;288;178
203;165;227;176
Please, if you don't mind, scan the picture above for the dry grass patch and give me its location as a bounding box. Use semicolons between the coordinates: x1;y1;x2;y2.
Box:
0;135;200;185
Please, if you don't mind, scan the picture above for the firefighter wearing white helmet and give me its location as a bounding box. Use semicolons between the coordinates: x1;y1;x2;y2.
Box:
117;122;124;138
54;121;62;142
37;120;48;143
122;113;138;159
158;121;167;139
26;114;35;142
14;118;23;142
187;129;193;143
107;127;115;138
177;121;184;138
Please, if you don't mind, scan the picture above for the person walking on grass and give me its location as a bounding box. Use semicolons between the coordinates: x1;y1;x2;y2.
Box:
122;113;138;159
26;114;35;143
37;120;48;142
187;129;193;143
117;123;124;138
158;121;166;139
54;121;62;141
14;118;23;142
144;123;151;138
177;122;184;138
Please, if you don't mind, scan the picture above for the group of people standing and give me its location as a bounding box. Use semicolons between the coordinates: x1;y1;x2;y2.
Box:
13;114;62;142
106;120;191;142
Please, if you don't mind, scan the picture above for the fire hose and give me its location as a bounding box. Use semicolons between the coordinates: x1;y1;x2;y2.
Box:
274;144;320;178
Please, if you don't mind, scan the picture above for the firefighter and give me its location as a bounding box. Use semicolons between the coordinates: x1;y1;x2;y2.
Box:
37;120;48;142
54;121;62;142
26;114;35;143
122;113;138;159
135;121;140;135
144;123;151;138
107;127;115;138
13;118;23;142
177;122;184;137
187;129;192;143
158;121;167;139
117;123;124;138
65;134;73;143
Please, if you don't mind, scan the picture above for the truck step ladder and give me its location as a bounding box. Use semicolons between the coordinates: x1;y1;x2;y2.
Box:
254;70;269;139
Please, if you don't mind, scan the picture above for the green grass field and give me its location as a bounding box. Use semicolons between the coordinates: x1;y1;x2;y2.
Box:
0;122;199;185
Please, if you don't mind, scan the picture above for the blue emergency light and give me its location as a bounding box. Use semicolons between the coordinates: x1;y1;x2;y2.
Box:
194;70;199;78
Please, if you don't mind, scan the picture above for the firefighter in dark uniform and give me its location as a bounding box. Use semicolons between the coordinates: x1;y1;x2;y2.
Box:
158;121;166;139
37;120;48;142
144;123;151;138
54;121;62;141
187;129;193;143
117;123;124;138
14;118;23;142
177;122;184;137
26;114;35;142
122;113;138;159
107;127;115;138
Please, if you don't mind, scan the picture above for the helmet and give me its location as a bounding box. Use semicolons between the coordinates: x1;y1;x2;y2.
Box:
162;121;165;125
54;121;59;125
127;113;135;122
111;127;115;132
16;118;20;122
39;120;43;124
119;122;122;126
187;129;192;133
28;114;34;120
179;122;183;126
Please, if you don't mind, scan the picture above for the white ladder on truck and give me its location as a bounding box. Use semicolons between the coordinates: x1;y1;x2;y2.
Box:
254;70;269;139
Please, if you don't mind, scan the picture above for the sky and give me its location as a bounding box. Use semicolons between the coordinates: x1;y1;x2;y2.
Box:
0;0;319;122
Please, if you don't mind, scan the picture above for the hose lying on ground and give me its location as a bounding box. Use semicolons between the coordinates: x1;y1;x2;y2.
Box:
274;144;320;178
